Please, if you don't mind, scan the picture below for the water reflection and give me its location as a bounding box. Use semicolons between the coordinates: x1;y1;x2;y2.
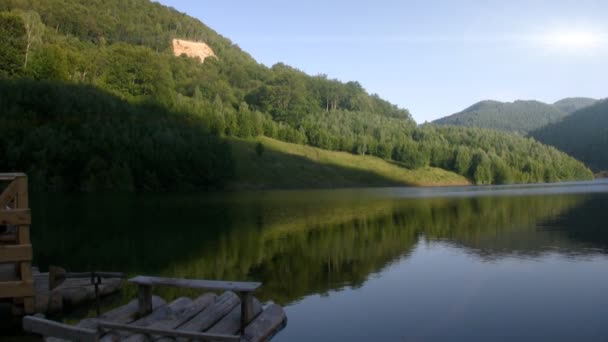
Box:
30;182;608;305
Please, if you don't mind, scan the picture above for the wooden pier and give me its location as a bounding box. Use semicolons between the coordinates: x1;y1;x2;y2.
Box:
1;173;287;340
23;275;287;341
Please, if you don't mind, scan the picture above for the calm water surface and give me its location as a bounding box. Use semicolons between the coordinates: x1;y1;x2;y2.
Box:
29;180;608;341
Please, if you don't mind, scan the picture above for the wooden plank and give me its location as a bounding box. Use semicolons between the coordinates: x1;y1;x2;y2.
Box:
97;321;240;342
170;291;240;335
99;297;191;342
208;297;262;336
0;209;31;225
242;304;287;342
0;244;32;263
129;275;261;293
22;315;99;342
0;280;34;298
122;293;217;342
0;180;16;207
68;296;166;338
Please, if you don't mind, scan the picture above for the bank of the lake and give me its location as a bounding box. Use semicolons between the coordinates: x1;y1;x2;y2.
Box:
229;136;471;190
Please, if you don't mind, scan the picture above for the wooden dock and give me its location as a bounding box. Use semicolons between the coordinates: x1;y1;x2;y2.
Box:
2;173;287;340
23;275;287;341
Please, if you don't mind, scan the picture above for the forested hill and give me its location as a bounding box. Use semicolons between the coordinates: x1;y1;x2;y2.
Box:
0;0;594;191
532;100;608;172
553;97;598;114
433;100;579;134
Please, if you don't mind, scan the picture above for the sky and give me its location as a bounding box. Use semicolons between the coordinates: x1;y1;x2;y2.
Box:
157;0;608;123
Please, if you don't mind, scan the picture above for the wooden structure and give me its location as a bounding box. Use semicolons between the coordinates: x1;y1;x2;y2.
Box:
0;173;35;315
32;268;124;314
23;275;287;341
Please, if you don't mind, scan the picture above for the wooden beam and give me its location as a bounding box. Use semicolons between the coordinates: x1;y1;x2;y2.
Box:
18;225;30;244
0;180;16;207
97;321;240;342
0;209;31;225
242;304;287;342
23;315;99;342
0;244;32;263
0;280;34;298
129;275;261;292
0;173;25;181
15;174;28;209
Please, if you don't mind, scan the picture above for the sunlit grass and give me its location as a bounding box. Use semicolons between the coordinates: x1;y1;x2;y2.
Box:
230;136;470;189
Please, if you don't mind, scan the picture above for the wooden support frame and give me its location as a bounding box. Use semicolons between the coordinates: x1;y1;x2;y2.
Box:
0;173;35;314
129;275;261;333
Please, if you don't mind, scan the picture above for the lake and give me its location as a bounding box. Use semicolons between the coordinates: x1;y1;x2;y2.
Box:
29;180;608;341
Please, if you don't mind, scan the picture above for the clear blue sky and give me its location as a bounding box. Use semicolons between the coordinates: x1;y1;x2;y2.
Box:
157;0;608;123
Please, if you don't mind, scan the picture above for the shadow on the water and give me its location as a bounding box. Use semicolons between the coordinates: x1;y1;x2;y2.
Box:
30;190;607;305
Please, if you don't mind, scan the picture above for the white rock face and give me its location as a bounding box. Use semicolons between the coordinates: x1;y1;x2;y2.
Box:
172;39;216;63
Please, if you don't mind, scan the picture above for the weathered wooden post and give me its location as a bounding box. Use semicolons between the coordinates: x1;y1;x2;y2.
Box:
137;283;153;316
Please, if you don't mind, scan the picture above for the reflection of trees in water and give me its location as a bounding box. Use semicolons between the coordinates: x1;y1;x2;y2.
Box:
160;194;592;303
30;192;601;304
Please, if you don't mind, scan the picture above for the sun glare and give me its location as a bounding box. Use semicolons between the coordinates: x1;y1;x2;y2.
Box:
545;31;603;48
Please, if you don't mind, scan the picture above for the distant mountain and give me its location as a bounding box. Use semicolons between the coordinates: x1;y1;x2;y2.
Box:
553;97;598;114
532;100;608;172
433;100;569;134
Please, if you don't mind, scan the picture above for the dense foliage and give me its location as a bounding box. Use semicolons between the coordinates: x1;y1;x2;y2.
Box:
552;97;598;114
0;0;594;191
0;79;234;191
433;100;575;134
298;110;592;184
532;100;608;172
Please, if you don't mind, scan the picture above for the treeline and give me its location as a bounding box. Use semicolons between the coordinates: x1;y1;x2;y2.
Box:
532;100;608;172
298;111;592;184
0;79;233;191
0;0;595;190
433;100;570;134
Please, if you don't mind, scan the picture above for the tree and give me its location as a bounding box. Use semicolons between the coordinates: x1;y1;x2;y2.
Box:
0;12;26;76
13;10;44;70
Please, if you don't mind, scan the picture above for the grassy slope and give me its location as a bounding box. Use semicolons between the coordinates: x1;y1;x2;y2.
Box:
230;136;470;189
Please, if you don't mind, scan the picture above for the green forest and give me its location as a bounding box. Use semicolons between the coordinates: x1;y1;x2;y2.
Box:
532;100;608;172
0;0;594;191
432;99;589;134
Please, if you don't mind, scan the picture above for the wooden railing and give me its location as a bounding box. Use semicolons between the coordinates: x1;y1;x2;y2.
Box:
0;173;35;314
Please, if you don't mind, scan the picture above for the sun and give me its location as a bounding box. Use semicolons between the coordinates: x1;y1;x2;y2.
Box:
545;31;602;48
